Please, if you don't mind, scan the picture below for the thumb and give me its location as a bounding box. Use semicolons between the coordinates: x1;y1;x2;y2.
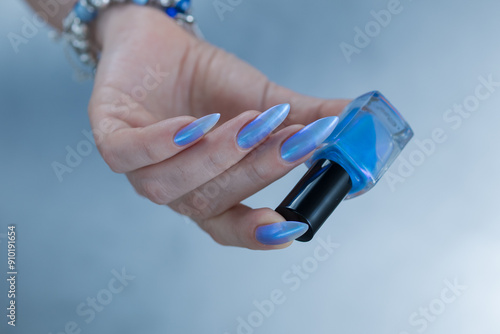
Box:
261;82;351;126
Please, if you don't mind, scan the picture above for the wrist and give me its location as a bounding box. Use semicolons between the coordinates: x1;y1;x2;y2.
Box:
94;4;173;51
91;4;155;50
62;0;197;75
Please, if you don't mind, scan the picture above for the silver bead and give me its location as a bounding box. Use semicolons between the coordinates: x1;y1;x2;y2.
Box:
79;53;96;66
176;13;194;24
184;14;194;23
79;53;91;63
71;22;88;38
62;12;76;31
158;0;174;7
89;0;110;9
72;38;90;51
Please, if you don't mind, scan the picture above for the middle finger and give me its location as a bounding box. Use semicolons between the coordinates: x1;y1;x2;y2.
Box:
128;105;290;204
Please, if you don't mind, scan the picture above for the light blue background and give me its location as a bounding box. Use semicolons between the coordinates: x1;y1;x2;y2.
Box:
1;0;500;333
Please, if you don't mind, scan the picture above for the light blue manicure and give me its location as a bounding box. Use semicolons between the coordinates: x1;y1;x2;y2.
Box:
237;103;290;149
281;116;339;162
174;113;221;146
256;221;309;245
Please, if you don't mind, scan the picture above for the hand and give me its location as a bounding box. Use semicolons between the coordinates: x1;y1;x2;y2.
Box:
88;4;349;250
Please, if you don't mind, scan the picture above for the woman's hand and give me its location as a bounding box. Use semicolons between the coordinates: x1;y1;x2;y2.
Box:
88;4;349;250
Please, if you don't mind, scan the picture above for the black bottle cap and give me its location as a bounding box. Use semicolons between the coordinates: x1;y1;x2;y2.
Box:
275;159;352;242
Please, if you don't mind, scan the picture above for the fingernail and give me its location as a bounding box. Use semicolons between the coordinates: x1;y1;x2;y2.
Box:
237;103;290;149
174;113;221;146
256;221;309;245
280;116;339;162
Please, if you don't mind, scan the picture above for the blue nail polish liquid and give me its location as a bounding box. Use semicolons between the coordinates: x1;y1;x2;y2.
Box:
276;91;414;242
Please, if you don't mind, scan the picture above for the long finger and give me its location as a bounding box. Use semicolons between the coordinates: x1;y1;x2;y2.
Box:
97;113;220;173
169;116;338;221
194;204;308;250
127;105;290;204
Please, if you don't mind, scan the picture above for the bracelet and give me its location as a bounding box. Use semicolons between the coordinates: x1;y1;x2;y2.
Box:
62;0;196;79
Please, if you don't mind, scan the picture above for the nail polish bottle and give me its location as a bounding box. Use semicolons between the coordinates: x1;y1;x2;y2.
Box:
276;91;414;242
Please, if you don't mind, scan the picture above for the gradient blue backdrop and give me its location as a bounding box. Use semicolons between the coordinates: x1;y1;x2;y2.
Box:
1;0;500;333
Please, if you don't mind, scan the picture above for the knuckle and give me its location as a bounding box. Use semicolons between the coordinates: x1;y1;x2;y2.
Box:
199;218;230;246
138;130;164;164
181;188;219;221
203;150;228;177
99;146;124;173
139;179;171;205
169;200;197;218
245;160;272;185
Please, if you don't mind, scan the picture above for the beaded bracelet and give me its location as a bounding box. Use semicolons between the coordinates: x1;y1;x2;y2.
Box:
62;0;196;79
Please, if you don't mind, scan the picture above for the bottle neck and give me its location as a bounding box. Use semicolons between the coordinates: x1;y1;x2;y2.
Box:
275;159;352;242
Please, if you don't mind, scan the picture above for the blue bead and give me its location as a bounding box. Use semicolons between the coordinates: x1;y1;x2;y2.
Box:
165;7;178;17
175;0;190;13
74;2;97;23
132;0;148;4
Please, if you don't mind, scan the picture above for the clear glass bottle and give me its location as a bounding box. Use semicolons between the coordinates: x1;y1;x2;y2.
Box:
276;91;414;241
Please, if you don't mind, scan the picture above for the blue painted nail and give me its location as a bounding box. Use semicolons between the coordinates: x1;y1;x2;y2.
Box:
281;116;339;162
174;113;221;146
256;221;309;245
237;103;290;149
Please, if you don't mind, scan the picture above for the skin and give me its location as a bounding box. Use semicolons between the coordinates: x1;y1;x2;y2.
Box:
25;2;350;250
